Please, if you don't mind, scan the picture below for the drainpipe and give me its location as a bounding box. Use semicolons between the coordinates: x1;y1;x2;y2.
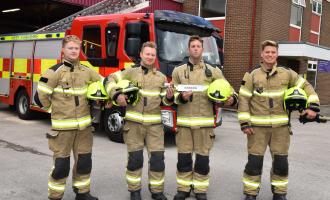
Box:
249;0;257;69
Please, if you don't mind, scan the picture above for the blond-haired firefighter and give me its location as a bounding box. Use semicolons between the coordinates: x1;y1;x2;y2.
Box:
238;40;320;200
34;35;100;200
172;35;238;200
105;41;174;200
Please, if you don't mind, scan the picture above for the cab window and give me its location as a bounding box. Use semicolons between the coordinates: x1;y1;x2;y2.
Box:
82;26;102;58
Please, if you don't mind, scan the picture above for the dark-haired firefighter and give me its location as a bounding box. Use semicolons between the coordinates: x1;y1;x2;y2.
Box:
238;40;320;200
172;35;238;200
34;35;100;200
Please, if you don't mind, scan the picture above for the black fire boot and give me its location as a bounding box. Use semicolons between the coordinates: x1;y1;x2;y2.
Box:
273;193;287;200
244;194;257;200
173;191;190;200
195;193;207;200
75;192;98;200
130;190;142;200
151;192;168;200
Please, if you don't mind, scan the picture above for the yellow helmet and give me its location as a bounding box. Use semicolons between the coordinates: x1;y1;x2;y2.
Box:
283;87;307;111
113;80;139;105
87;81;109;100
207;79;233;103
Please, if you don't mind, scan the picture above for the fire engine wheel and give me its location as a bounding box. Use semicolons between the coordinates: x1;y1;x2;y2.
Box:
104;109;124;143
16;89;34;120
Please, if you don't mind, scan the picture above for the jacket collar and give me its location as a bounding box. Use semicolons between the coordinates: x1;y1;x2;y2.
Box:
188;58;205;71
260;62;278;76
140;64;156;74
63;59;81;71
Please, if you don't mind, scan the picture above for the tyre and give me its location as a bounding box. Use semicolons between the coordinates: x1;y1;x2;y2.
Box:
16;89;34;120
103;108;124;143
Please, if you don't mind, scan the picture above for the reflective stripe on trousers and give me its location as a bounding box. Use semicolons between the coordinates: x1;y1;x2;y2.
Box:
177;177;192;186
73;178;91;189
48;181;65;192
242;178;260;189
193;179;209;189
271;179;288;187
149;178;165;186
126;174;142;184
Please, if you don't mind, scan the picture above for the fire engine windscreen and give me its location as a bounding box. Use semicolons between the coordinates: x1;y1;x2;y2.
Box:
156;29;220;65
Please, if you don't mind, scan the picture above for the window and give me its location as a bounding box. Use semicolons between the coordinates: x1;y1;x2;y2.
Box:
308;61;317;71
290;4;303;27
292;0;306;7
82;26;102;58
312;1;322;15
200;0;226;18
106;25;119;58
307;60;317;88
125;21;149;60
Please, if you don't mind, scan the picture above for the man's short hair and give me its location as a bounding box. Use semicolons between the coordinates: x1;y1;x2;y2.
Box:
261;40;278;50
188;35;203;48
62;35;81;47
141;41;157;52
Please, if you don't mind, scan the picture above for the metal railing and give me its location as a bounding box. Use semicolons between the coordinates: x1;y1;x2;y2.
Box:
36;0;149;32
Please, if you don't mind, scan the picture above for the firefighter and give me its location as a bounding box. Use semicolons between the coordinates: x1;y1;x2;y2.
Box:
171;35;237;200
105;41;174;200
238;40;320;200
34;35;101;200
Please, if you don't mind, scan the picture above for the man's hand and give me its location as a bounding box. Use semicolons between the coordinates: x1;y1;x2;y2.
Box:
224;96;234;106
242;127;254;135
116;94;127;107
182;91;193;101
302;109;317;119
166;86;174;99
105;101;112;109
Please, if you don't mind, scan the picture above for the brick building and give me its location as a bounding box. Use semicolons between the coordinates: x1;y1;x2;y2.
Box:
183;0;330;105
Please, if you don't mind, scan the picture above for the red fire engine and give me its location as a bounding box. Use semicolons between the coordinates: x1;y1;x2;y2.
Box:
0;10;222;142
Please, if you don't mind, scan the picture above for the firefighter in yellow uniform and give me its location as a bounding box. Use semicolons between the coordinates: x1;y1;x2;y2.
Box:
172;35;237;200
105;42;173;200
34;35;100;200
238;40;320;200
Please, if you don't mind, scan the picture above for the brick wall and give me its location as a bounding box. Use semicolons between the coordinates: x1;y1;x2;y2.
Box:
182;0;199;16
320;1;330;46
252;0;291;66
317;1;330;105
223;0;254;90
316;73;330;105
223;0;293;91
301;1;312;42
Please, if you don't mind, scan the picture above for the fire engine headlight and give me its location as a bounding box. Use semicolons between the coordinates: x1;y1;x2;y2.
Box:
161;110;173;128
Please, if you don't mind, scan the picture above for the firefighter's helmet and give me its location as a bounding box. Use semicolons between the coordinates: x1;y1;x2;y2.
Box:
87;81;109;100
207;79;233;103
114;80;139;105
283;87;307;111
